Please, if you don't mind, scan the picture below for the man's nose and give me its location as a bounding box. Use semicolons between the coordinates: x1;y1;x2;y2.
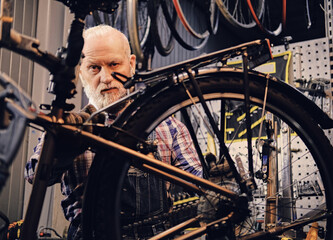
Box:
100;67;113;84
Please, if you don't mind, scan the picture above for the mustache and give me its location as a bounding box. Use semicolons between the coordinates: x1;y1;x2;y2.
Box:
98;81;124;93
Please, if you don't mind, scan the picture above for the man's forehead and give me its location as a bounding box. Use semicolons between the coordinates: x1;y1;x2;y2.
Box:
81;52;124;65
82;35;127;58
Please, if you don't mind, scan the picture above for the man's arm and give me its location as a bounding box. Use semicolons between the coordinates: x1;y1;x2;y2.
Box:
24;134;45;184
24;111;93;185
24;132;71;185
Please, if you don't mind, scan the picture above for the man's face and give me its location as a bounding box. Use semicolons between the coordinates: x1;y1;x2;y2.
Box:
80;32;136;109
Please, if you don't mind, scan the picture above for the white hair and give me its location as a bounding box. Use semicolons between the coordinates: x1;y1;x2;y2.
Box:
82;24;131;58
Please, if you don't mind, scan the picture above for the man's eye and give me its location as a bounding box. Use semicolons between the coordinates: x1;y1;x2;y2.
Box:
89;65;101;72
110;63;119;67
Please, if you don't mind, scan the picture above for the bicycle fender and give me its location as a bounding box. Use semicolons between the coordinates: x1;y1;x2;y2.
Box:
260;73;333;129
117;69;333;131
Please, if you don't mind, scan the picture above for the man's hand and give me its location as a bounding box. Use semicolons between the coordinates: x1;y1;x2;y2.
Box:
52;112;92;171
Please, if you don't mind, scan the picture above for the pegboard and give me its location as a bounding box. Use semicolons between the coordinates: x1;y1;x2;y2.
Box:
272;39;332;120
326;0;333;38
271;39;330;80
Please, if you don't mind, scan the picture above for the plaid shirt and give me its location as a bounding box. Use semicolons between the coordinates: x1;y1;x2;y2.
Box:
24;105;202;222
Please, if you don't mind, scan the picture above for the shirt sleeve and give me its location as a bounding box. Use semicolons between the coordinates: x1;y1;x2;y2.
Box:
24;132;64;185
156;117;203;177
24;133;45;184
24;107;96;186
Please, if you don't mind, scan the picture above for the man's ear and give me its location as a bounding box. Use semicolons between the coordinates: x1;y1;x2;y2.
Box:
130;54;136;75
74;64;81;86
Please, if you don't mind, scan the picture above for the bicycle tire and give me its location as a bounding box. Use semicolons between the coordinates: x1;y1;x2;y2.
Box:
246;0;284;37
110;0;128;37
172;0;210;39
85;0;128;38
160;0;208;51
83;69;333;239
208;0;220;35
148;0;175;56
216;0;264;31
127;0;151;63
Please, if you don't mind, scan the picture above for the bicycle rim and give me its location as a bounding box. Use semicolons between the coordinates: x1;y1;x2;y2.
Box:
85;1;128;38
110;0;128;37
246;0;283;37
83;69;333;239
172;0;210;39
148;0;175;56
208;0;220;35
127;0;151;63
161;0;209;51
216;0;264;30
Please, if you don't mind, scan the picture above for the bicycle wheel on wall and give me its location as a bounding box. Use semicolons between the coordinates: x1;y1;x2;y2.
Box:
83;69;333;239
148;0;175;56
216;0;264;32
173;0;219;37
161;0;209;51
172;0;210;40
85;0;128;37
127;0;151;64
246;0;285;37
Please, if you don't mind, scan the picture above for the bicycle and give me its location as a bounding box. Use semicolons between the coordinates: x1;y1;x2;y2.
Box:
0;0;333;240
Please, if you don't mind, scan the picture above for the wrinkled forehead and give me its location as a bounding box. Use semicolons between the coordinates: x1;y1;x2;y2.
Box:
82;31;130;59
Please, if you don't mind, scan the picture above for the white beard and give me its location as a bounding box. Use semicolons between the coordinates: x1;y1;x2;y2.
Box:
84;80;127;110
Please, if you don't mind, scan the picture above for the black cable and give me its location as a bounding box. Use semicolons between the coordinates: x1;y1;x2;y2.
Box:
38;227;62;238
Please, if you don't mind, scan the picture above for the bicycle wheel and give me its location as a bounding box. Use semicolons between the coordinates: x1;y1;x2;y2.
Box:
85;0;128;37
127;0;151;63
172;0;210;39
148;0;175;56
110;0;128;36
208;0;220;35
83;69;333;239
246;0;284;37
216;0;264;31
160;0;208;51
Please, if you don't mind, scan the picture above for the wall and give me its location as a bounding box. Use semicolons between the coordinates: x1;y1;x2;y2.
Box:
0;0;38;223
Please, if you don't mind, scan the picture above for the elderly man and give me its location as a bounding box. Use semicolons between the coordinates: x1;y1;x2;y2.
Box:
25;25;202;239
